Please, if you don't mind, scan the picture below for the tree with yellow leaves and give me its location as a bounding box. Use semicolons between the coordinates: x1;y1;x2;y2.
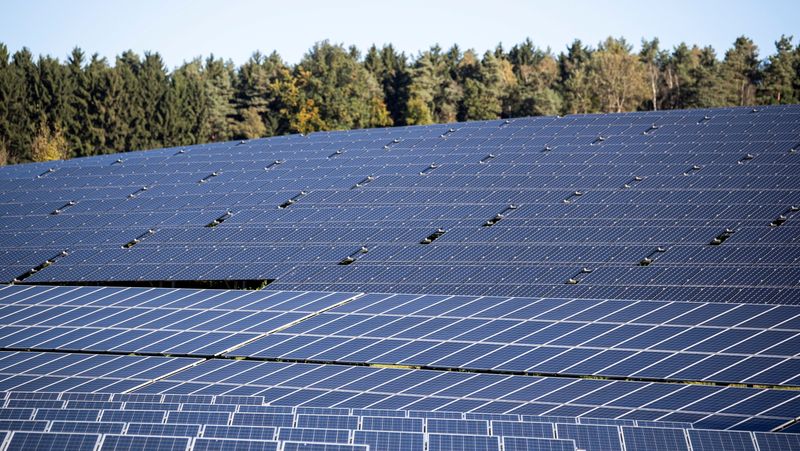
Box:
30;121;68;162
590;37;649;113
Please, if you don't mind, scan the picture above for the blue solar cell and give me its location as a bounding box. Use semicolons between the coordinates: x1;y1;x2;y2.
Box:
0;419;49;431
6;432;99;451
203;425;277;441
621;427;689;451
281;443;368;451
167;411;231;425
361;416;423;432
232;413;294;428
753;431;800;451
353;430;424;451
502;437;577;451
125;422;201;437
192;438;279;451
33;409;100;422
492;421;554;438
428;434;500;451
48;421;124;434
555;424;622;451
688;429;756;451
277;428;350;444
296;414;358;430
100;410;166;423
98;435;190;451
427;418;489;435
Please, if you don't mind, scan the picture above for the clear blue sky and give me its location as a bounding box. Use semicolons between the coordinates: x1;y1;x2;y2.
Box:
2;0;798;68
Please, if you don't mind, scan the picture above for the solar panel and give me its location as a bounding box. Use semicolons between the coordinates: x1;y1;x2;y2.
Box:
754;431;800;450
192;438;279;451
0;388;797;450
2;106;800;450
296;414;359;430
98;435;190;451
138;359;797;429
555;423;622;451
202;425;277;441
427;434;500;451
5;431;99;451
1;106;798;305
124;422;201;437
360;416;423;432
0;419;48;431
687;429;757;451
281;443;368;451
502;436;577;451
621;426;689;451
48;421;124;434
2;284;799;388
427;418;489;435
277;428;351;444
491;420;553;438
352;430;424;451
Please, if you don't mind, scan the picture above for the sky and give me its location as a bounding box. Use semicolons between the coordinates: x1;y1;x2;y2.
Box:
1;0;798;68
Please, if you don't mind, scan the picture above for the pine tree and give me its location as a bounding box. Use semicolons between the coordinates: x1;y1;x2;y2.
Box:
0;43;13;162
662;43;698;109
84;54;112;155
170;58;209;145
458;50;507;120
691;46;727;107
364;44;411;126
64;48;92;157
139;52;171;148
722;36;761;106
761;36;798;104
409;46;461;123
6;48;42;162
560;40;594;114
203;56;235;141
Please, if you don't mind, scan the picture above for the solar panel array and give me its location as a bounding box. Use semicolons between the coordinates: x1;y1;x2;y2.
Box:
1;284;799;435
2;105;800;449
0;390;798;451
0;106;798;303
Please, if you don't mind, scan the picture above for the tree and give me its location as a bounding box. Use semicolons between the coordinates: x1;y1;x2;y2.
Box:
409;46;462;123
0;138;8;166
237;107;267;138
761;35;798;104
203;56;236;141
64;48;91;157
4;48;42;162
690;46;727;107
405;96;433;125
640;38;668;110
0;36;798;166
169;58;209;145
590;37;648;113
457;50;510;120
506;39;561;116
295;41;391;130
365;44;411;125
30;120;68;162
722;36;760;106
560;40;594;114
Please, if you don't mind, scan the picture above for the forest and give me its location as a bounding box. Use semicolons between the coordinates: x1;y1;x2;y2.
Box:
0;35;798;165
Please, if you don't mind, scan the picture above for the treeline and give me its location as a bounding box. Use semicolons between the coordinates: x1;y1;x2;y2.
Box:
1;35;799;165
